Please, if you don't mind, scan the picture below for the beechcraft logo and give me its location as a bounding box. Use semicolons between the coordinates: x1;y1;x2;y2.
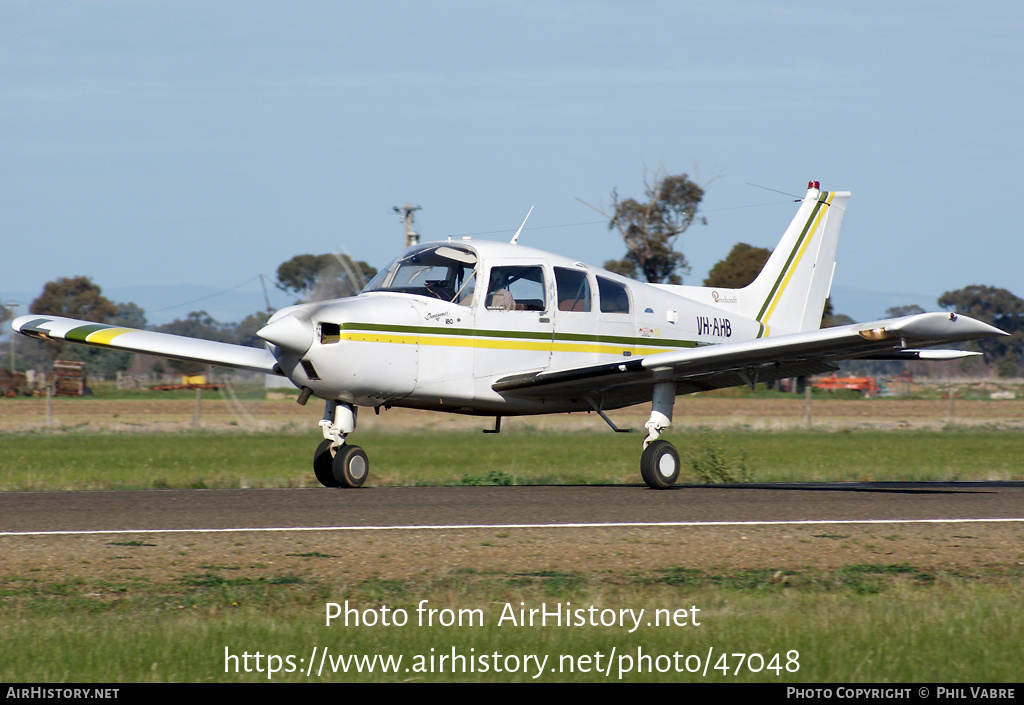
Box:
711;291;737;304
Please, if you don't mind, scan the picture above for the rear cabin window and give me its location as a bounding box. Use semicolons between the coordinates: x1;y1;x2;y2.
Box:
554;267;592;312
597;276;631;313
485;266;547;311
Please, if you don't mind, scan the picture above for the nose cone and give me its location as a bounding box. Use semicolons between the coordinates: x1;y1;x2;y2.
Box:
258;314;314;356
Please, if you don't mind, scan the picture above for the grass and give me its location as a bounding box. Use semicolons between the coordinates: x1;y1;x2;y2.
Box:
0;427;1021;491
0;565;1020;682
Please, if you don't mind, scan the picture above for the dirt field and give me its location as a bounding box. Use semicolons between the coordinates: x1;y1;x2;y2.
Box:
2;395;1024;434
4;521;1023;589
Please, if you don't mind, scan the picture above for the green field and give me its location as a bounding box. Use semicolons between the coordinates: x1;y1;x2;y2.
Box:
1;564;1021;682
1;427;1022;491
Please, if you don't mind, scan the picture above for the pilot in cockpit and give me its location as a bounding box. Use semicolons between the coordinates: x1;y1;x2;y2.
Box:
485;270;516;310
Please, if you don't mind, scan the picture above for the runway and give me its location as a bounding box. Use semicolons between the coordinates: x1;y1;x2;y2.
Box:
2;483;1022;535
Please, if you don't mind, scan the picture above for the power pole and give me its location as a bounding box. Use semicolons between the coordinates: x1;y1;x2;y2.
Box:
4;299;20;372
393;203;422;248
258;274;272;312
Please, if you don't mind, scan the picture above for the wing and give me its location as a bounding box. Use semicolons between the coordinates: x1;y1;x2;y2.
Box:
12;315;283;376
492;312;1005;409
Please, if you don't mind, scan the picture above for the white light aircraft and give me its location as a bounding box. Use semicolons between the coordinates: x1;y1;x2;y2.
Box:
12;182;1006;489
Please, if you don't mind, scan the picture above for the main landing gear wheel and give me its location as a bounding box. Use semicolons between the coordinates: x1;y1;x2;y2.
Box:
332;444;369;488
313;439;339;488
640;440;680;490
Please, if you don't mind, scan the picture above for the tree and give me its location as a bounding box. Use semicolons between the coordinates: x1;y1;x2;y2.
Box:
885;304;926;318
581;168;707;285
234;310;273;349
31;276;119;321
939;285;1024;376
820;305;853;328
26;277;136;377
703;243;770;288
276;253;377;303
157;311;235;343
113;301;148;329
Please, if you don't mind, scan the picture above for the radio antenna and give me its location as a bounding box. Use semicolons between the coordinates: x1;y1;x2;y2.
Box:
509;206;534;245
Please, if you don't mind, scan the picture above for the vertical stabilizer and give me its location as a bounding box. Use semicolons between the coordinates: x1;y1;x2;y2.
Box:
739;184;849;336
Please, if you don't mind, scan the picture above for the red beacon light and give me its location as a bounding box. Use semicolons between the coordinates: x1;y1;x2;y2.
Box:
808;180;821;190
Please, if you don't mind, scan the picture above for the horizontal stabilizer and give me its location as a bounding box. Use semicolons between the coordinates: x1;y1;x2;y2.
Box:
859;349;983;361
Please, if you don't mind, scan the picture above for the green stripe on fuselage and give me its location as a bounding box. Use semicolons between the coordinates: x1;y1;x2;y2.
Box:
337;321;699;351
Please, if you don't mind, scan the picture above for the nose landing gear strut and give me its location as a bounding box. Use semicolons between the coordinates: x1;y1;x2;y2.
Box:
313;400;368;488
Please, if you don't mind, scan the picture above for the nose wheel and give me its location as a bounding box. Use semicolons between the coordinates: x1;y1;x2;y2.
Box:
313;439;369;488
313;400;368;488
332;445;369;487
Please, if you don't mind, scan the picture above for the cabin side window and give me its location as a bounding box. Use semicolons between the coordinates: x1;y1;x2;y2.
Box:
485;266;547;311
597;276;631;314
554;267;592;312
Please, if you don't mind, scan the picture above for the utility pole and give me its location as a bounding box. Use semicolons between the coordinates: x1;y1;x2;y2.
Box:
393;203;422;248
4;300;20;372
258;274;272;312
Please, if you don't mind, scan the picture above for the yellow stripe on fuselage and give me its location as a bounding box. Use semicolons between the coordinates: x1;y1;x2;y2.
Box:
760;191;835;327
338;331;678;357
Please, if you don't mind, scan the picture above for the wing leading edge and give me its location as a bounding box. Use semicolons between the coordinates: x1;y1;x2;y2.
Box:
492;312;1006;406
12;315;283;376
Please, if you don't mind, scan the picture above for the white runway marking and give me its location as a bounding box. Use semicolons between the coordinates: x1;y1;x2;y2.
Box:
2;517;1022;537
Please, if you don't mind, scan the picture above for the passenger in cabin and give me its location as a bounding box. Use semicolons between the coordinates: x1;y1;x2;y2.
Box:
487;288;515;310
484;266;546;311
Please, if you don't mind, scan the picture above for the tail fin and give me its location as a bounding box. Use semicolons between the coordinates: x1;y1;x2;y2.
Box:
739;184;849;336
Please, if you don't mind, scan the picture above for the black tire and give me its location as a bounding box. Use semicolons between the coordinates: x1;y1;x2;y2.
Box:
332;444;369;488
640;440;680;489
313;439;339;487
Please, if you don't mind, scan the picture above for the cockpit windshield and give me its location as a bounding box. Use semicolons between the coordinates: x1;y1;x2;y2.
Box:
361;244;478;306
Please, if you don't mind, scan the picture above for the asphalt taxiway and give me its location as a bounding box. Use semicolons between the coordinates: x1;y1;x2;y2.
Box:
2;483;1022;535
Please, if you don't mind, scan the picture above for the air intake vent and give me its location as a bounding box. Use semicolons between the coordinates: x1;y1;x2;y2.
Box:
300;360;321;381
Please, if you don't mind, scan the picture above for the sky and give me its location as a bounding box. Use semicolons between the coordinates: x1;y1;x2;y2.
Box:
3;1;1023;326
